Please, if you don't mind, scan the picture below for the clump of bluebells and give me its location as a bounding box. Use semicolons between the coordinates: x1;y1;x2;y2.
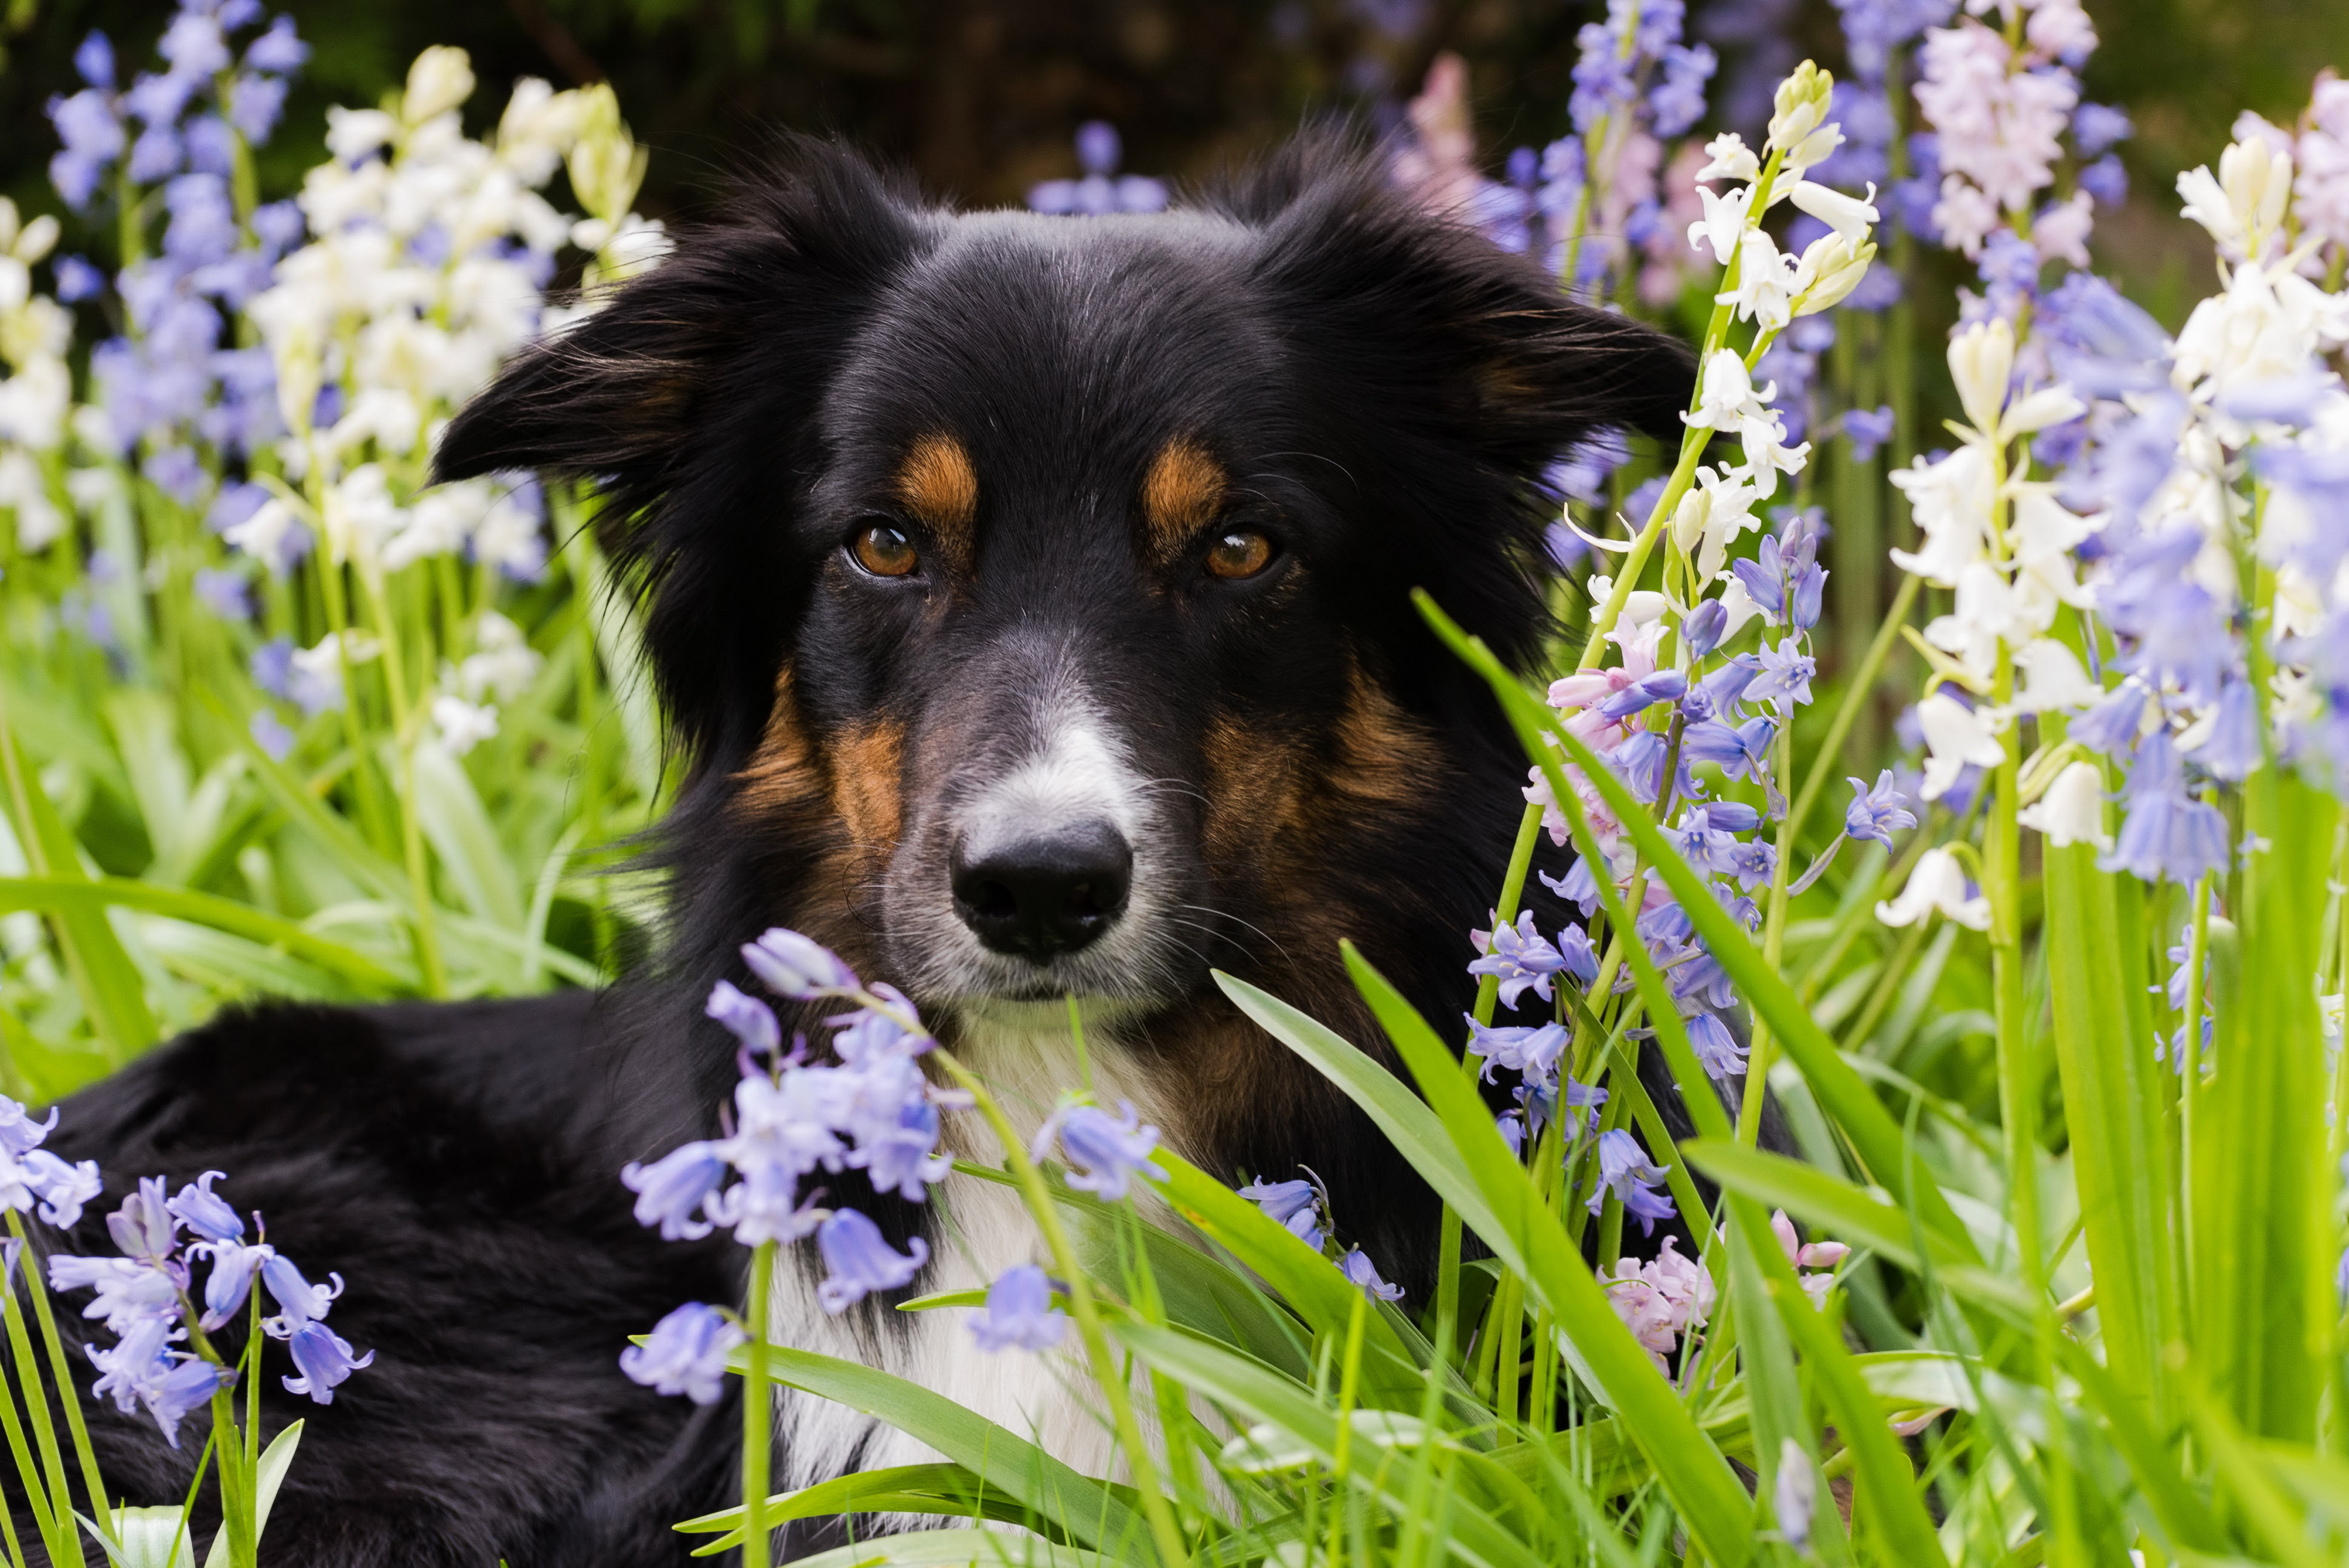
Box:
1236;1169;1406;1302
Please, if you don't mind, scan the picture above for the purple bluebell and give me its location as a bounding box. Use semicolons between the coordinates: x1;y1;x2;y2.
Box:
621;1141;726;1241
47;88;125;207
2102;730;2231;885
1731;535;1794;626
0;1100;59;1158
1684;1011;1748;1080
1747;639;1815;713
249;710;294;761
705;980;781;1056
52;1253;182;1334
2188;675;2262;782
258;1252;340;1332
195;1238;271;1329
1051;1103;1164;1201
226;74;287;142
970;1263;1069;1352
2078;154;2127;208
108;1177;179;1265
1240;1173;1328;1249
1547;429;1630;506
2072;102;2132;157
1463;1017;1571;1085
2071;681;2147;757
166;1171;241;1244
244;16;309;74
75;31;116;88
621;1301;743;1404
54;254;106;301
1588;1128;1677;1236
1340;1248;1405;1302
855;1097;948;1204
1789;563;1826;632
1650;42;1717;137
741;927;859;999
814;1208;929;1313
1554;921;1599;985
251;198;305;257
1682;599;1729;660
279;1319;373;1404
1599;669;1689;720
127;123;183;183
1496;1110;1526;1157
1029;122;1167;215
1468;909;1572;1010
1845;770;1917;848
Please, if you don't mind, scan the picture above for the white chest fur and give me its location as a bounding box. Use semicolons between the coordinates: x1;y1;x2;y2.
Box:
765;1007;1177;1493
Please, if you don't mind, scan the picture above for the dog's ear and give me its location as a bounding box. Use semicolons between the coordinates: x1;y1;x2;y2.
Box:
433;138;938;765
1209;133;1698;666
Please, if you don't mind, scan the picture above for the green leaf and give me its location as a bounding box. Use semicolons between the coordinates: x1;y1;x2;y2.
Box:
675;1463;1077;1554
0;735;158;1058
744;1526;1098;1568
2198;770;2338;1441
1413;590;1978;1260
1217;962;1757;1567
76;1510;191;1568
2040;840;2175;1421
408;741;523;930
202;1421;301;1568
1680;1140;2031;1321
0;877;410;995
714;1342;1152;1560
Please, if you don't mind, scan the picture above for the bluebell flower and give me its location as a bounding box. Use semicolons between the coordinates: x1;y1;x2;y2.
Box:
166;1171;241;1244
969;1263;1069;1352
1236;1175;1321;1231
2078;153;2128;208
250;198;305;257
705;979;780;1056
2187;675;2262;782
1599;668;1688;720
1463;1017;1571;1085
75;30;116;89
2072;102;2133;157
1028;122;1167;215
1546;429;1630;506
108;1176;179;1265
741;927;859;999
1554;921;1600;985
1681;598;1729;659
53;254;106;302
1844;770;1917;848
90;1317;226;1447
1685;1011;1748;1081
52;1253;181;1334
1747;638;1815;712
1468;909;1571;1010
1496;1110;1526;1157
855;1096;950;1204
128;123;184;183
814;1208;929;1313
244;15;309;74
257;1252;341;1334
621;1301;743;1404
828;982;928;1062
621;1141;726;1241
1648;42;1717;137
2072;681;2147;756
226;74;287;142
279;1319;373;1405
1588;1129;1676;1236
194;1238;272;1330
1340;1249;1405;1303
248;710;294;761
1048;1103;1165;1201
2102;730;2231;885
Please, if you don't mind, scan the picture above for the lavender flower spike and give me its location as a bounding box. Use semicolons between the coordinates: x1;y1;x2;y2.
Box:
969;1263;1069;1352
814;1208;930;1314
621;1302;745;1405
741;927;859;999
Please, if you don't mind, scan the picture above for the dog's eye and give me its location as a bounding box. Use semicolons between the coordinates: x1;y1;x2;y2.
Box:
1205;530;1274;580
849;523;919;578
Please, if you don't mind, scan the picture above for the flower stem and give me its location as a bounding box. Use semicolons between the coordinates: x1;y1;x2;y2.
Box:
930;1049;1191;1568
741;1237;776;1568
6;1213;111;1546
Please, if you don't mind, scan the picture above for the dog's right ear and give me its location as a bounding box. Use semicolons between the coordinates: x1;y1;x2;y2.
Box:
433;139;939;765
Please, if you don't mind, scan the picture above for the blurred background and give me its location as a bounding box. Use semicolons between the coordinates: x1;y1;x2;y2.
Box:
3;0;2341;325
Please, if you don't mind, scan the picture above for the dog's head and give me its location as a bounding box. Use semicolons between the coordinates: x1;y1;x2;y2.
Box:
437;136;1692;1038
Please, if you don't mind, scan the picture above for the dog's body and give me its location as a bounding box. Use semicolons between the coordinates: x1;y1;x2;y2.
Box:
18;138;1700;1563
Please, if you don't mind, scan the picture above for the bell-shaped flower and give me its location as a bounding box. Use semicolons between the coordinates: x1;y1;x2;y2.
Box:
968;1263;1069;1353
50;1253;180;1335
1467;910;1572;1010
0;1099;58;1158
1588;1129;1677;1236
194;1239;277;1330
1045;1103;1165;1202
741;927;859;999
621;1301;744;1406
1787;179;1878;245
12;1150;101;1229
1685;1010;1749;1081
1916;692;2006;801
2018;761;2112;850
1340;1249;1405;1303
1686;181;1753;264
279;1319;375;1405
1844;771;1918;850
705;981;779;1056
258;1253;343;1335
166;1172;243;1245
1463;1017;1571;1086
1948;318;2018;442
2177;139;2294;258
1875;847;1992;931
621;1140;726;1241
814;1208;929;1314
106;1178;179;1267
2011;639;2102;714
1693;132;1759;185
2102;730;2232;885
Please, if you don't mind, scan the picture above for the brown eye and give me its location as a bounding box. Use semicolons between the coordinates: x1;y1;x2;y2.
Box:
1206;530;1274;580
850;523;919;578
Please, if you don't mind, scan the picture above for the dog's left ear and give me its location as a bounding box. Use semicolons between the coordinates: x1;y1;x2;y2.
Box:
1230;136;1696;469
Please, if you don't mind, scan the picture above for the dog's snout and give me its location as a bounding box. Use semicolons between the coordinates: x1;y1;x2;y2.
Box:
950;821;1133;961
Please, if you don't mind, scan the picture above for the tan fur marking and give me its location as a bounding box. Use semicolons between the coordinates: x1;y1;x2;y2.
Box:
1141;438;1227;558
894;433;979;547
829;720;906;854
735;666;823;818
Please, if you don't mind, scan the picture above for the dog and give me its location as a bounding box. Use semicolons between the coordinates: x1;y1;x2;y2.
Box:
20;134;1698;1565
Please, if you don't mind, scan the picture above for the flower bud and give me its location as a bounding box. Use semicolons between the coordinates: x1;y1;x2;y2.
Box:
1681;598;1729;659
1791;235;1877;316
402;45;476;127
1766;62;1836;166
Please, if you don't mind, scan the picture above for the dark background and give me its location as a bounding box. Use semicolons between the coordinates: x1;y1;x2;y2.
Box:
0;0;2342;315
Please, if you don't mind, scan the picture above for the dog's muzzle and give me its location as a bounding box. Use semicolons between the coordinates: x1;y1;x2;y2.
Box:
949;818;1133;960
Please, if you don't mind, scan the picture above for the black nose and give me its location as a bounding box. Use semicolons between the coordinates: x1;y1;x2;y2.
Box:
951;821;1133;960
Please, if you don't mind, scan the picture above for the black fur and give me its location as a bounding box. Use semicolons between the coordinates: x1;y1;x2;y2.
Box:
16;136;1710;1563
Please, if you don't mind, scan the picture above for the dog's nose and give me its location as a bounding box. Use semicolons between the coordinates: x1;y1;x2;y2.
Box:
951;822;1133;960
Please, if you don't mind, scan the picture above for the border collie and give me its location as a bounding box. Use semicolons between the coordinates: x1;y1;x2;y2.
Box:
25;136;1696;1565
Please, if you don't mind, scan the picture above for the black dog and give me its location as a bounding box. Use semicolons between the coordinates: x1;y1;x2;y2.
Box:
21;136;1697;1564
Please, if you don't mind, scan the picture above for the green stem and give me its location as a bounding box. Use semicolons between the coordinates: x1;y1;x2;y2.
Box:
931;1051;1191;1568
741;1237;775;1568
5;1214;110;1548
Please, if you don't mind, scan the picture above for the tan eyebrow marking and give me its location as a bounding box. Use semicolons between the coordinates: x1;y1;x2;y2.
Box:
892;433;978;570
1141;437;1227;560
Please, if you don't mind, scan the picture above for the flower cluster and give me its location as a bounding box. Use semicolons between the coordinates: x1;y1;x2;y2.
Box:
1237;1169;1406;1303
1601;1235;1712;1370
1909;0;2102;262
0;200;72;549
49;1169;371;1443
1027;122;1169;216
0;1095;101;1230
